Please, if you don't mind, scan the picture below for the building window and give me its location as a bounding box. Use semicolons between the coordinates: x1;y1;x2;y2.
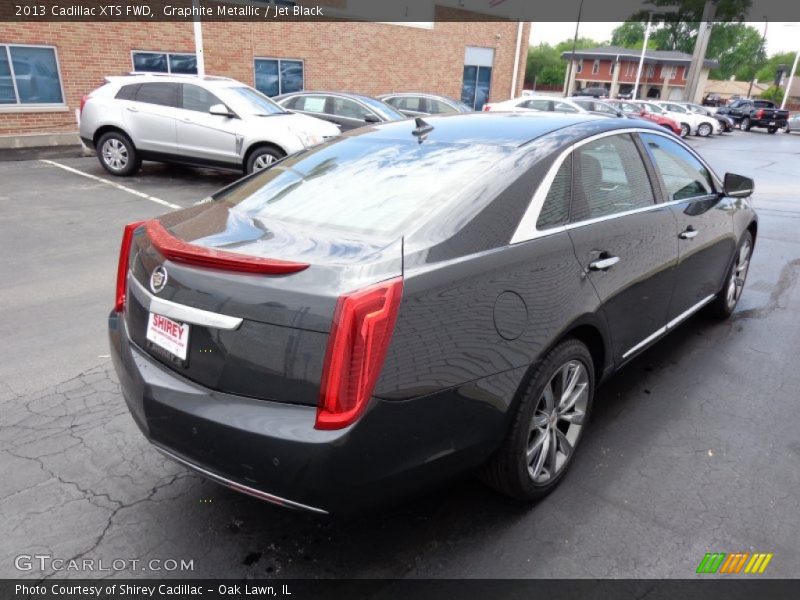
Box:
254;58;304;97
0;44;64;106
682;66;687;80
669;66;677;79
592;60;600;75
646;64;655;78
625;62;635;76
462;46;494;110
132;51;197;74
576;59;583;74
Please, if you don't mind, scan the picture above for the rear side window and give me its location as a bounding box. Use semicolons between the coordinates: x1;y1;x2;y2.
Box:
218;137;511;237
537;155;572;230
394;96;423;112
134;83;177;107
571;134;655;222
640;133;715;201
295;95;328;113
115;84;140;101
427;99;457;114
181;84;222;113
331;97;371;120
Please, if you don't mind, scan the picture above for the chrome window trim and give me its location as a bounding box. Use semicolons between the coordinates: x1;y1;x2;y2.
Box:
128;275;243;331
622;294;715;359
509;127;723;245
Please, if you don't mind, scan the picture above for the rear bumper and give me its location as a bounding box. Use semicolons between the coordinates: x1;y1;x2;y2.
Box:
109;311;507;514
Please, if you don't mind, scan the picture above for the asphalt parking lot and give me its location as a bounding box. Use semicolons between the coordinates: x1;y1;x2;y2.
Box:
1;130;799;580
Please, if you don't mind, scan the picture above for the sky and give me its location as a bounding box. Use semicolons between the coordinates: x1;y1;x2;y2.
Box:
529;22;800;55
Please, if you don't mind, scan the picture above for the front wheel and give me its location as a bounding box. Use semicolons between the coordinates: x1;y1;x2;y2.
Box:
697;122;712;137
708;231;753;319
741;117;751;131
245;146;285;174
481;339;594;501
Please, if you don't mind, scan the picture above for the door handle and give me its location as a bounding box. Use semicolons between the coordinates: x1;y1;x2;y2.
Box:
679;226;699;240
126;106;138;112
589;255;620;271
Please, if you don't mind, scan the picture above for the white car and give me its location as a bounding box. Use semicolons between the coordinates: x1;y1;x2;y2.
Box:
79;74;340;176
482;95;589;114
653;101;721;137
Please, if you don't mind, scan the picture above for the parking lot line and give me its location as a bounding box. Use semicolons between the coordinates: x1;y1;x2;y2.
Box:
39;159;181;210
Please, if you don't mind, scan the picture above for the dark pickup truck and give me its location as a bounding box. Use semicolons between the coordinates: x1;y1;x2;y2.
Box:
717;99;789;133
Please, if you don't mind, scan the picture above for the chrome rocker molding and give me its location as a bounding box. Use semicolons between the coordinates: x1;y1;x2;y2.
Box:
152;443;329;515
129;275;243;331
622;294;716;359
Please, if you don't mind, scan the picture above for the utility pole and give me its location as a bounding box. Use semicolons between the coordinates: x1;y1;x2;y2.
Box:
683;0;717;103
633;13;654;100
781;49;799;110
193;0;205;77
563;0;585;97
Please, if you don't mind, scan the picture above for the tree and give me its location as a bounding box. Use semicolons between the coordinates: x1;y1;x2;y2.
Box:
759;86;785;103
706;23;766;81
755;52;797;86
610;21;657;50
525;44;562;87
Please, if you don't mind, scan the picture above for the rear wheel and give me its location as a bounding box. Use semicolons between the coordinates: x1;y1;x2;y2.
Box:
245;146;285;174
97;131;140;177
741;117;751;131
481;339;594;501
708;231;753;319
697;122;712;137
679;123;690;138
767;126;778;134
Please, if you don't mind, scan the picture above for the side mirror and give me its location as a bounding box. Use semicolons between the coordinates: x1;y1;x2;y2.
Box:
209;104;234;118
723;173;754;198
363;114;381;123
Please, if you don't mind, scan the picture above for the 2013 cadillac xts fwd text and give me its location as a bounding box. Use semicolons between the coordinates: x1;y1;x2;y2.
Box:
108;112;757;514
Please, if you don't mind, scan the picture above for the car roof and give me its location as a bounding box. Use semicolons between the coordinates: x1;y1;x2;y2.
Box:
339;111;646;147
274;91;380;103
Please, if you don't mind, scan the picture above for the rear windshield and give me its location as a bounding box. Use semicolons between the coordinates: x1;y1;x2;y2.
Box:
217;137;510;237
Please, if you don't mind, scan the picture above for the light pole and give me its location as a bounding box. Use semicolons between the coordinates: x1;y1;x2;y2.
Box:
563;0;585;97
747;17;768;99
780;24;800;110
632;14;654;100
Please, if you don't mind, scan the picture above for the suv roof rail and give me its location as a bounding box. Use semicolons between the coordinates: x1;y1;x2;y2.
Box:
123;72;236;81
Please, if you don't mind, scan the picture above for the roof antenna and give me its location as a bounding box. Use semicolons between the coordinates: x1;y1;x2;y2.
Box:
412;117;434;143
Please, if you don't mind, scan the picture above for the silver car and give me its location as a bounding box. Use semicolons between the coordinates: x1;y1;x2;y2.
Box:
79;74;340;176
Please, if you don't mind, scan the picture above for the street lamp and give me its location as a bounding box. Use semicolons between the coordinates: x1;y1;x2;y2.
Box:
563;0;585;97
747;17;768;99
780;24;800;110
632;6;679;100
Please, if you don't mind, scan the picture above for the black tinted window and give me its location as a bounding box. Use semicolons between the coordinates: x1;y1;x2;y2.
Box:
181;84;221;112
571;134;655;221
537;155;572;229
135;83;177;107
640;133;715;200
115;84;140;101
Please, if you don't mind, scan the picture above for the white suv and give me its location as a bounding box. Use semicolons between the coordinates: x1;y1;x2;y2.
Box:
79;74;340;176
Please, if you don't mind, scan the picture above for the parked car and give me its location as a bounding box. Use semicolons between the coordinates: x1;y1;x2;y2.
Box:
568;98;625;117
482;95;587;114
632;101;693;138
717;98;790;133
680;102;735;132
784;113;800;133
109;112;757;514
274;91;405;131
702;93;725;107
79;74;339;176
605;99;683;136
377;93;472;117
655;101;722;137
572;86;610;98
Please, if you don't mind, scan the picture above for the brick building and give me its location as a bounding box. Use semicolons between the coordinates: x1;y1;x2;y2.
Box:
561;46;718;102
0;5;529;146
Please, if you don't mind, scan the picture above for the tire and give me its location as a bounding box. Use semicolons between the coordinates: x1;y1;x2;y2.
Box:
96;131;140;177
481;339;595;502
697;122;712;137
767;126;777;134
741;117;751;131
679;123;690;138
245;146;285;174
707;231;754;320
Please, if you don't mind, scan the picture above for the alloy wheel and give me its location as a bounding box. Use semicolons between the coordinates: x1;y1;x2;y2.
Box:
680;124;690;138
253;153;276;171
698;123;712;137
726;239;752;309
102;138;129;171
526;360;588;484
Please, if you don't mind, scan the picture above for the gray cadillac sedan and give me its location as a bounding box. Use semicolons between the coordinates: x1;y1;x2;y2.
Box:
109;112;757;514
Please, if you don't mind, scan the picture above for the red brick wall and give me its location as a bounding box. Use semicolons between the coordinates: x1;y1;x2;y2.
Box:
1;16;529;137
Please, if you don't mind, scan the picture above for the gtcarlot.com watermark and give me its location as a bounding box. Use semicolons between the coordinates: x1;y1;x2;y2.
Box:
15;554;194;573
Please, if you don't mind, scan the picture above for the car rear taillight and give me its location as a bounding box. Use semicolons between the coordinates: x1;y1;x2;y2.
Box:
315;277;404;430
145;219;309;274
80;95;89;115
115;221;145;312
755;109;764;119
483;105;492;111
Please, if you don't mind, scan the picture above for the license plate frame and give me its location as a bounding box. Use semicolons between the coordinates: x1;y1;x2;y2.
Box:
146;312;190;365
